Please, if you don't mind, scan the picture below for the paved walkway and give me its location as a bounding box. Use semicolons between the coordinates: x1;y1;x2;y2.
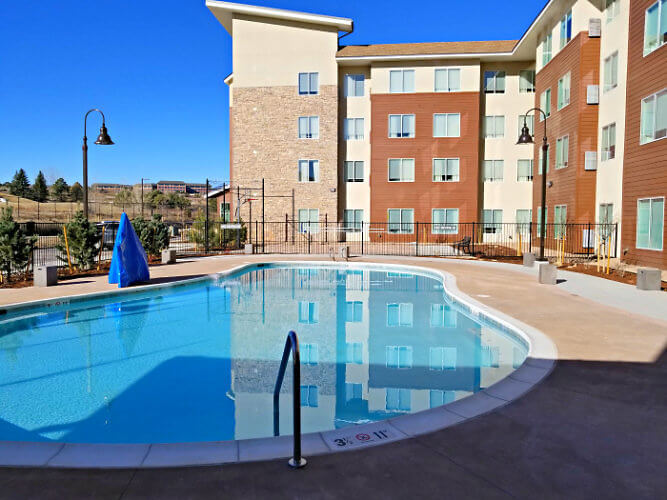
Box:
0;256;665;499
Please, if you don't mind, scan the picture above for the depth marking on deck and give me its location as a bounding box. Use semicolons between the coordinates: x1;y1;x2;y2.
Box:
323;425;402;451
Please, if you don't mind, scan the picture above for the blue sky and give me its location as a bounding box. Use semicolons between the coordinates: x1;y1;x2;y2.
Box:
0;0;544;186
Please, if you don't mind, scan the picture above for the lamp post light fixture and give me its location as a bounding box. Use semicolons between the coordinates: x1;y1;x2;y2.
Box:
82;109;114;220
517;107;549;261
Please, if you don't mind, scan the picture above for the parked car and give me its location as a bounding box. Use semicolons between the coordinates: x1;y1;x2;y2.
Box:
96;221;119;249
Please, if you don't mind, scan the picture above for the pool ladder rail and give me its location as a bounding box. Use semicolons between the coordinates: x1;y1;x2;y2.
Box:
273;330;307;469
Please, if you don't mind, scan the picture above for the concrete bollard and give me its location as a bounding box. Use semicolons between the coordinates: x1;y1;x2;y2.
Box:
244;244;254;255
523;252;536;267
636;268;661;291
538;262;557;285
161;249;176;265
34;266;58;287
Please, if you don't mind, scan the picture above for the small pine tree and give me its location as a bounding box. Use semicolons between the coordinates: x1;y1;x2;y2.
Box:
132;215;170;257
32;171;49;202
51;178;70;202
9;169;31;198
70;182;83;202
0;207;37;282
57;211;99;270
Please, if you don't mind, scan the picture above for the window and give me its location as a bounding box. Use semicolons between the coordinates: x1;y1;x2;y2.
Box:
520;70;536;92
557;73;571;109
560;10;572;48
555;135;569;169
298;116;319;139
344;74;364;97
298;72;318;95
585;151;598;170
344;161;364;182
483;209;503;233
484;71;506;93
301;343;319;365
386;388;411;412
344;209;363;232
430;303;457;327
386;304;413;328
518;114;535;137
389;114;415;138
298;160;319;182
220;202;230;222
432;209;459;234
537;206;548;238
385;345;413;366
433;113;461;137
430;390;455;408
542;34;553;66
481;346;500;368
389;69;415;93
388;159;415;182
636;197;664;250
388;209;414;233
345;342;363;364
483;160;504;182
604;52;619;92
344;118;364;140
640;89;667;143
599;203;614;224
484;115;505;138
345;301;363;322
538;147;550;174
345;383;363;402
644;0;667;55
298;208;319;233
434;68;461;92
298;301;319;324
300;385;318;407
432;158;460;182
606;0;620;23
540;89;551;120
517;160;534;181
516;209;532;231
429;347;457;370
554;204;567;239
602;123;617;160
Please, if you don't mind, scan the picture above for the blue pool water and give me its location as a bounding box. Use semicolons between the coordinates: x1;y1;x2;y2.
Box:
0;265;527;443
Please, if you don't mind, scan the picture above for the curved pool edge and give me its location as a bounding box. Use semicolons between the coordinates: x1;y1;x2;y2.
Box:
0;259;558;469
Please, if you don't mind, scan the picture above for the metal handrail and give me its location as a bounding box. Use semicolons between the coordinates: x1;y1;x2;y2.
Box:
273;330;307;469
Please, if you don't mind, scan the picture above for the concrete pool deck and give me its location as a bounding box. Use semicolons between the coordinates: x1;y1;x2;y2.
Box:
0;255;665;498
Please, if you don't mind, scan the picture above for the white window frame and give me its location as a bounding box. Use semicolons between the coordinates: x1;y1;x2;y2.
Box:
432;158;460;182
389;69;415;93
643;0;667;56
344;161;364;182
518;114;535;137
557;72;571;110
298;209;319;234
298;72;318;95
542;34;553;67
389;114;416;138
301;343;319;365
555;135;569;169
387;209;414;234
554;204;567;239
298;116;319;139
434;68;461;92
343;209;363;232
484;115;505;138
517;159;534;181
483;160;504;182
432;208;459;234
433;113;461;137
640;88;667;144
344;74;364;97
519;69;536;93
601;123;617;160
482;209;503;233
388;158;415;182
560;10;572;49
429;346;458;371
344;118;364;140
298;159;319;182
606;0;620;23
636;197;664;250
540;89;551;120
386;304;414;329
603;52;619;92
429;304;457;328
484;70;506;93
298;301;319;324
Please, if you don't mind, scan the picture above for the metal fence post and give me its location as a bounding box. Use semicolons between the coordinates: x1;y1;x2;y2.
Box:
361;221;364;255
587;222;591;257
415;222;419;257
529;222;533;254
471;222;476;255
614;223;618;258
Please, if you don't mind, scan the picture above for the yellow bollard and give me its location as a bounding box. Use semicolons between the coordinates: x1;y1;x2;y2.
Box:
63;226;73;273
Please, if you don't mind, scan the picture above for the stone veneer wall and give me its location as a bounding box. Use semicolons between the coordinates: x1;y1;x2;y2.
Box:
230;85;339;225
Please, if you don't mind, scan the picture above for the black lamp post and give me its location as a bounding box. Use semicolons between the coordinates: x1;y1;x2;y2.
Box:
517;108;549;261
82;109;114;220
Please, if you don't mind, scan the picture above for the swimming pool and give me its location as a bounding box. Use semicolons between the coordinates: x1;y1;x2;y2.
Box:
0;263;529;445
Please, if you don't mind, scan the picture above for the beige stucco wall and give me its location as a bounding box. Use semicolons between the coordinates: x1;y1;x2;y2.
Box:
595;0;629;256
339;66;371;228
231;15;339;88
481;62;536;224
370;60;481;94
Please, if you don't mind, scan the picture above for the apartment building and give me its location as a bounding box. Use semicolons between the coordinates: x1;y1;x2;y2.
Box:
207;0;666;269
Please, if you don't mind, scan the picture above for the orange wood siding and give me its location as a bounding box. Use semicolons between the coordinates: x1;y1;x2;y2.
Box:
621;0;667;268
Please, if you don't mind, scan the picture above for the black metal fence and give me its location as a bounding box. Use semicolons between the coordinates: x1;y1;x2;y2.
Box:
7;220;618;281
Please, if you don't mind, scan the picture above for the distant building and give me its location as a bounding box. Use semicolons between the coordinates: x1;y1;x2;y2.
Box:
186;183;208;195
156;181;186;193
91;183;132;193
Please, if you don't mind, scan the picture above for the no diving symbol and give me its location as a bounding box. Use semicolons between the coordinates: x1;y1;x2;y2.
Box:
355;433;371;442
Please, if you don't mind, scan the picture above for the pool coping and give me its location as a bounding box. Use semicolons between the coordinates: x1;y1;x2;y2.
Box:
0;259;558;469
